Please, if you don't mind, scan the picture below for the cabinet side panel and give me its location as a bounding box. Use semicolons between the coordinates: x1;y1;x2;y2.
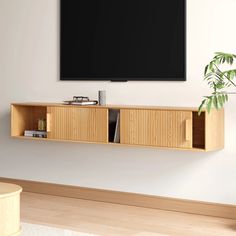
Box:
205;109;224;151
11;105;20;136
11;105;32;136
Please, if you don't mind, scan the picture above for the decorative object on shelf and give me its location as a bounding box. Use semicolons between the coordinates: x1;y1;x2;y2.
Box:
63;96;98;105
199;52;236;114
38;118;46;131
98;90;106;105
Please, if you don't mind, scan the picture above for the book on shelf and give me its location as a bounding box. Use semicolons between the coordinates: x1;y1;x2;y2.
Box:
24;130;47;138
63;101;98;105
114;113;120;143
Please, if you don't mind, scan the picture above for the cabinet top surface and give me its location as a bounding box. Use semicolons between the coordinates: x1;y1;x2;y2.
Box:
11;102;203;111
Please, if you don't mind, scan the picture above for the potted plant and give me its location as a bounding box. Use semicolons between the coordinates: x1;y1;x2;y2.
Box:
198;52;236;114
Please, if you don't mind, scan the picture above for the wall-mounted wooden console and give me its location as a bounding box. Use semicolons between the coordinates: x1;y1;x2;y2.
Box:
11;103;224;152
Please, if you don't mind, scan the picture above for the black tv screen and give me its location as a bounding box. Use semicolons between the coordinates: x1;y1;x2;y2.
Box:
60;0;186;81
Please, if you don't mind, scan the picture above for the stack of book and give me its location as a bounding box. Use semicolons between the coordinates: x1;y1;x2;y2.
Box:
24;130;47;138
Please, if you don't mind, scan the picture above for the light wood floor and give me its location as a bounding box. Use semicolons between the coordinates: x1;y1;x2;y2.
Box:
21;192;236;236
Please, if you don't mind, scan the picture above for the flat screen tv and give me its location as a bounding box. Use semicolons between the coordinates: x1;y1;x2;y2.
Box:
60;0;186;81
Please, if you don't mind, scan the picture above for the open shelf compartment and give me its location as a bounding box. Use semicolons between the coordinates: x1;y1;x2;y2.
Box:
11;105;47;137
192;111;205;150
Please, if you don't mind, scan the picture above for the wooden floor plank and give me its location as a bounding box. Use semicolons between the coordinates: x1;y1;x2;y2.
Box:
21;192;236;236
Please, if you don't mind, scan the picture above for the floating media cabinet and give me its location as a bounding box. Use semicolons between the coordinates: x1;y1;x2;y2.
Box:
11;103;224;152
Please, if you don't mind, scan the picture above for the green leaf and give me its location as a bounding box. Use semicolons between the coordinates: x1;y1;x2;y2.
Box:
218;95;224;108
230;70;236;80
222;94;226;103
225;94;229;101
198;99;206;116
213;96;218;109
204;65;209;75
209;61;214;71
206;97;213;113
215;52;225;55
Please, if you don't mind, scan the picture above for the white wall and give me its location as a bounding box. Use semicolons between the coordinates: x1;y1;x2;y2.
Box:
1;0;236;205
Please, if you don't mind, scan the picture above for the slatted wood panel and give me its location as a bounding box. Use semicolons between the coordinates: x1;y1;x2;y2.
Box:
73;108;108;142
11;105;46;136
47;107;108;143
47;107;74;140
120;109;193;149
205;109;224;151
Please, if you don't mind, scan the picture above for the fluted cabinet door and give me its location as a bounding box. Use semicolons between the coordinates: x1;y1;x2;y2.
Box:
120;109;192;149
47;107;74;140
47;107;108;143
73;107;108;142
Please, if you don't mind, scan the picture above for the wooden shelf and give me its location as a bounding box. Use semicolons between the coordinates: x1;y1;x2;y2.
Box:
12;136;207;152
11;102;203;111
11;103;225;152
